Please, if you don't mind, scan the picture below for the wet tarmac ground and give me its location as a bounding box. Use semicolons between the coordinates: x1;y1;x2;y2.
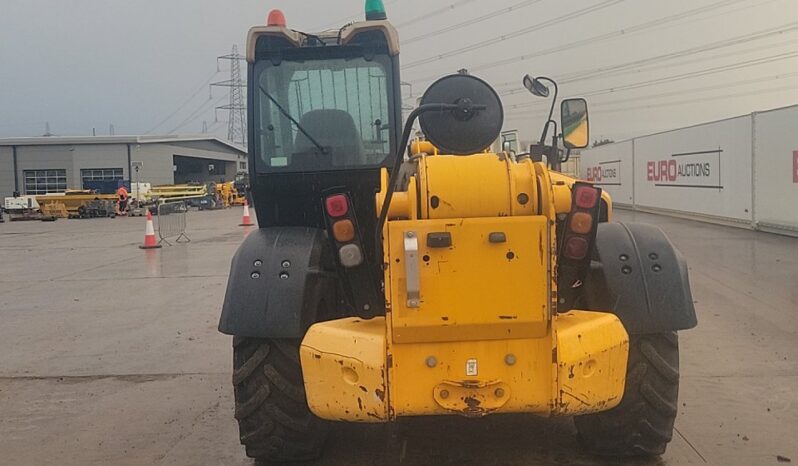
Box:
0;208;796;465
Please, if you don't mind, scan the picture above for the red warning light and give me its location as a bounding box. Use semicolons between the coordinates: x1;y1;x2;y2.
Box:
574;184;600;209
325;194;349;218
267;9;287;27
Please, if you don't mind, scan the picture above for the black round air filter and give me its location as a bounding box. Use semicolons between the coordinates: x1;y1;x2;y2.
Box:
419;74;504;155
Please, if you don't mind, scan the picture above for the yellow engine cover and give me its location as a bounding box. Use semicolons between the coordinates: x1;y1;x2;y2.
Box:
386;216;550;343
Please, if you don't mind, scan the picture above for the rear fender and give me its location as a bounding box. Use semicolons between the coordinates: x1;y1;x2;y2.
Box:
218;227;336;338
582;222;697;334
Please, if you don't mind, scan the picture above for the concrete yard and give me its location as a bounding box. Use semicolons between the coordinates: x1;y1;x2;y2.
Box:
0;208;796;465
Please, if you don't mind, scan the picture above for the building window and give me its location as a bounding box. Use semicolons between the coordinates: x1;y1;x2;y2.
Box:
24;169;67;195
81;168;123;184
239;161;247;170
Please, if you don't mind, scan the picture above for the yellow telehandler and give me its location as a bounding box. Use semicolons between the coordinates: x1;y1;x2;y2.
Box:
218;2;697;462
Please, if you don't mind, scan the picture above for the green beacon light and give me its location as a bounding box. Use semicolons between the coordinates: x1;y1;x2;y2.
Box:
365;0;387;20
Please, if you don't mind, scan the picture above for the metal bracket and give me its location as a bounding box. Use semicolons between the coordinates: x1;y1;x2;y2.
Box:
404;231;420;308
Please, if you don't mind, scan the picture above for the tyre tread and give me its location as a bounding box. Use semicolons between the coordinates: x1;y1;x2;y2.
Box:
575;332;680;457
232;337;328;462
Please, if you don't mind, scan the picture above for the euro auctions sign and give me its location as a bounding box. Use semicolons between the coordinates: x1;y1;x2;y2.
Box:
585;160;621;185
646;149;723;189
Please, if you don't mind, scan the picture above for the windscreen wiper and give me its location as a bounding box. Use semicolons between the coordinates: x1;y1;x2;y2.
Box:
258;84;327;154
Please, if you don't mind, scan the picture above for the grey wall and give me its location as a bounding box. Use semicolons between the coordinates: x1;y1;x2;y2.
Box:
70;144;128;187
133;142;244;186
132;144;174;186
0;146;14;199
11;144;128;195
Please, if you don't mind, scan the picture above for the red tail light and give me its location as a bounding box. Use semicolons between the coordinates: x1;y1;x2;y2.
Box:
574;184;600;209
563;237;589;260
325;194;349;217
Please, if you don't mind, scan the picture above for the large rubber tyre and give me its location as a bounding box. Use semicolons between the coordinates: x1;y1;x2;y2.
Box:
574;332;680;457
232;337;329;463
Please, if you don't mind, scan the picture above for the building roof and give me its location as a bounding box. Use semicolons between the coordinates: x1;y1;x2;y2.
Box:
0;135;246;154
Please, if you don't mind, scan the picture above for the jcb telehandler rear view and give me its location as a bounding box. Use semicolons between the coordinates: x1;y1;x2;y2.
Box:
219;2;697;462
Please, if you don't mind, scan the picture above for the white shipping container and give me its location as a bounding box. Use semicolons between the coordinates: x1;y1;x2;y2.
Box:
577;103;798;236
752;106;798;233
579;140;634;206
632;116;753;224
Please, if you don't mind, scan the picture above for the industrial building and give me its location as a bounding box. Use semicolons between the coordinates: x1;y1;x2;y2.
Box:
0;135;247;198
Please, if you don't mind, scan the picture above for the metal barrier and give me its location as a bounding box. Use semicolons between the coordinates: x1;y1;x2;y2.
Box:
156;201;190;245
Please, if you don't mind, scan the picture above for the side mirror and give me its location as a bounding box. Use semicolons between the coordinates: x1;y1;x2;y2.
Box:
523;74;550;98
560;98;589;149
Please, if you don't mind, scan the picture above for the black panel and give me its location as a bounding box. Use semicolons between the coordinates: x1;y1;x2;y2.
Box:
218;227;336;338
581;222;698;334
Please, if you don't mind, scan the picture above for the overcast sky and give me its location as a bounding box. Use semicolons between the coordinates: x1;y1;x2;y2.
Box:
1;0;797;144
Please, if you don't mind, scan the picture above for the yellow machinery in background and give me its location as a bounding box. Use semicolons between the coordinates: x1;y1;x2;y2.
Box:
215;181;247;208
39;202;69;219
148;184;208;203
35;191;117;217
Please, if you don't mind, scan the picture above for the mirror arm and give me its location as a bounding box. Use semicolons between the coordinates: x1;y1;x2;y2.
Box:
562;147;571;163
537;76;558;144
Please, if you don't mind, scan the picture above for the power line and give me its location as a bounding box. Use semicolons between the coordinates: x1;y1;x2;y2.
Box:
505;70;798;117
587;82;798;115
558;23;798;84
590;71;798;109
310;0;474;33
402;0;544;45
484;0;785;93
310;0;400;31
497;22;798;98
395;0;481;30
145;70;219;134
507;48;798;112
167;92;228;135
401;0;625;70
408;0;751;83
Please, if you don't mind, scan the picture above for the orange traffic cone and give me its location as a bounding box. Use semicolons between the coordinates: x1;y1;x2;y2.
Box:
239;199;254;226
139;210;162;249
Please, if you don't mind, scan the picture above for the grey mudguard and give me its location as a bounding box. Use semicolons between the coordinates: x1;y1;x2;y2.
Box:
218;227;336;338
583;222;698;334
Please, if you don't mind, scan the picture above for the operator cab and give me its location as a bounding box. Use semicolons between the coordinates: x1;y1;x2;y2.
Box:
246;11;402;315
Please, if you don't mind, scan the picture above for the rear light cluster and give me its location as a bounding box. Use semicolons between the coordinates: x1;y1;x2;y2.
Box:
561;183;602;261
557;182;603;313
325;194;364;268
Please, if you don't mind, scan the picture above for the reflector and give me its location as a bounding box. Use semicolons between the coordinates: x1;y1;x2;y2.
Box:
325;194;349;217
